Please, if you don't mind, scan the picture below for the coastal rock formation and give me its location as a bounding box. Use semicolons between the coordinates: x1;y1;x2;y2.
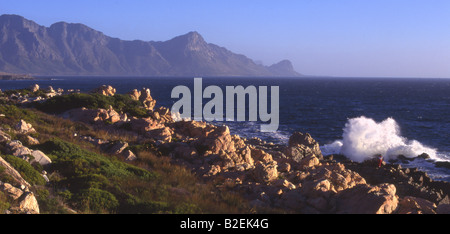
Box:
284;132;323;165
29;84;39;93
91;85;116;96
139;88;156;111
334;183;398;214
2;85;448;214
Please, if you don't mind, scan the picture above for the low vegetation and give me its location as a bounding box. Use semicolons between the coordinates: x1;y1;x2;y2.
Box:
0;102;251;214
35;93;149;118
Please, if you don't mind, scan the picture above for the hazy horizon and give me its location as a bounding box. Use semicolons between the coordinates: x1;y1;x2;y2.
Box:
1;0;449;78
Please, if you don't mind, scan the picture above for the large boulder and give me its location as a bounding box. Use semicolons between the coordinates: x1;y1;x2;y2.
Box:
253;161;278;183
15;120;36;134
17;192;40;214
196;125;235;155
284;132;323;164
146;127;173;142
31;150;52;166
0;182;24;200
6;140;32;157
91;85;116;96
128;89;141;101
28;84;39;92
397;196;437;214
140;88;156;111
129;117;165;134
334;183;399;214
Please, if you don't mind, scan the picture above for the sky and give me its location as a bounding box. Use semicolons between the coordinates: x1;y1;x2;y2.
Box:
1;0;450;78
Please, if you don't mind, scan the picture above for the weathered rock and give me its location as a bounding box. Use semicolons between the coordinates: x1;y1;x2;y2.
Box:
172;120;214;138
31;150;52;166
253;161;278;183
251;148;273;164
197;125;235;155
274;179;296;190
128;89;141;101
335;183;399;214
91;85;116;96
129;117;165;134
107;105;121;124
122;150;137;161
29;84;39;92
17;192;40;214
0;182;24;200
288;132;322;157
397;196;437;214
140;88;156;111
283;132;322;165
15;120;36;134
6;140;32;157
300;155;320;169
278;162;291;173
146;127;173;142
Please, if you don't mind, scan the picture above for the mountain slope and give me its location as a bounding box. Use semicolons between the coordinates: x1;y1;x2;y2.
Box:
0;14;301;77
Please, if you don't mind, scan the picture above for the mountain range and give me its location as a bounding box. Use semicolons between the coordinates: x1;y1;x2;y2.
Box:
0;14;301;77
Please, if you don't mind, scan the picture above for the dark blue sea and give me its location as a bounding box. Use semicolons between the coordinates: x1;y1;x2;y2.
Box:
1;76;449;181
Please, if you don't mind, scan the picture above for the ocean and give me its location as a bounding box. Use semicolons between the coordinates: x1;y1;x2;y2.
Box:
1;76;449;181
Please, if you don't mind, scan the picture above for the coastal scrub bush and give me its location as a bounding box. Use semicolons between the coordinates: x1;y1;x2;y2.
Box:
0;104;38;125
35;93;149;118
0;191;11;213
0;155;46;186
37;138;158;179
75;188;119;213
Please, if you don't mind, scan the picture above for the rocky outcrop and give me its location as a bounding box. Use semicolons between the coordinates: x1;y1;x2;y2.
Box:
30;150;52;166
29;84;40;93
334;183;398;214
91;85;116;96
15;120;36;134
64;106;127;125
341;158;449;205
283;132;323;166
139;88;156;111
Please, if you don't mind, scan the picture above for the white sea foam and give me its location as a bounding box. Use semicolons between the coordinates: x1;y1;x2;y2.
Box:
321;116;440;162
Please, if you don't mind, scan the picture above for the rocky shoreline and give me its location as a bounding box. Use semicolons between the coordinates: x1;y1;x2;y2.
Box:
0;84;449;214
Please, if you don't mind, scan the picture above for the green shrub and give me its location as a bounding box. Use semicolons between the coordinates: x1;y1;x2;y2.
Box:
75;188;119;213
1;155;46;186
38;138;158;179
0;104;38;123
0;191;11;213
36;93;149;118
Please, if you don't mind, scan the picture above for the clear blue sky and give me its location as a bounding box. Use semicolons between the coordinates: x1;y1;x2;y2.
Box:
1;0;450;78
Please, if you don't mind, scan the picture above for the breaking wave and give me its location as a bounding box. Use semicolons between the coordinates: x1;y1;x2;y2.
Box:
321;116;440;163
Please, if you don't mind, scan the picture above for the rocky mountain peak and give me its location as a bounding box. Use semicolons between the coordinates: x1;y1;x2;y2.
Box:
0;14;302;77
